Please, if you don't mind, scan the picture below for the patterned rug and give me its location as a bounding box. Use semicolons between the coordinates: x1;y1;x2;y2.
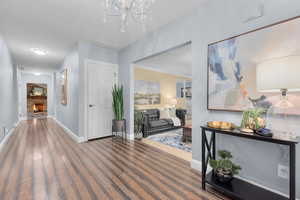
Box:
147;129;192;152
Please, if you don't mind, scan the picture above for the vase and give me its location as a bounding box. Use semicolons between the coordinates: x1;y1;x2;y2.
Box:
134;132;143;140
112;119;126;132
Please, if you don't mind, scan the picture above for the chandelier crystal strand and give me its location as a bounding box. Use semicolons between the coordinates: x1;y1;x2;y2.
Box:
103;0;155;32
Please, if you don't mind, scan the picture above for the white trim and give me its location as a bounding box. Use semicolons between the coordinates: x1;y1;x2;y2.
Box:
129;64;135;140
82;59;119;142
49;116;85;143
0;120;21;152
19;116;27;121
127;133;135;140
191;159;202;172
190;159;298;199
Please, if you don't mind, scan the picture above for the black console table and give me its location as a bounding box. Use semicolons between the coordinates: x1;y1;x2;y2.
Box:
201;126;298;200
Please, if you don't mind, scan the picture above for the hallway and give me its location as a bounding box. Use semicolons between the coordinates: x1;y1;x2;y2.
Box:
0;118;220;200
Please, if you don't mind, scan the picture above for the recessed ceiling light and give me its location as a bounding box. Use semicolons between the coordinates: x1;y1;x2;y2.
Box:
30;48;48;56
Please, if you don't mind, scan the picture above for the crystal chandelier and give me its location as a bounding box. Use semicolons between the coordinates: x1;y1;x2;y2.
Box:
103;0;155;32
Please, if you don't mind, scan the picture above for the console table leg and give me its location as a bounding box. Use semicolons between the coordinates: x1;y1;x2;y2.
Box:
290;144;296;200
212;131;216;160
202;129;206;190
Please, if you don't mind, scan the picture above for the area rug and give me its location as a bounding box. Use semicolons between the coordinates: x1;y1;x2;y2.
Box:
147;129;192;153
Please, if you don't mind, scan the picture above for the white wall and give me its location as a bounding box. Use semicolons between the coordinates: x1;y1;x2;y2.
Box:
0;35;18;137
19;72;55;119
118;0;300;197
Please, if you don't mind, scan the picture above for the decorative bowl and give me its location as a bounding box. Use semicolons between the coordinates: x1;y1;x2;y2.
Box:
207;121;234;130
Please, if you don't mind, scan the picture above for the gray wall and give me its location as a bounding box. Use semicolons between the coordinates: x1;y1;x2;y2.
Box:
19;73;55;118
118;0;300;197
55;41;118;136
0;35;18;137
78;41;118;65
55;49;80;135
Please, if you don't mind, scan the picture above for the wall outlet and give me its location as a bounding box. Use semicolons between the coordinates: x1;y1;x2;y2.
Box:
278;164;289;179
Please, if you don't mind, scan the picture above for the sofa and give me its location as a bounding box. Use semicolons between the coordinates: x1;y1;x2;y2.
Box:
141;109;186;137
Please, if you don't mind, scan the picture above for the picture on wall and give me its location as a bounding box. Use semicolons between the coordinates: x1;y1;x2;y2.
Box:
181;87;192;98
208;17;300;115
60;69;68;105
135;80;160;105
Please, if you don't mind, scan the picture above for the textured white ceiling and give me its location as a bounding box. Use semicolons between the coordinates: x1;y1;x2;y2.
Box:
0;0;206;70
135;43;192;78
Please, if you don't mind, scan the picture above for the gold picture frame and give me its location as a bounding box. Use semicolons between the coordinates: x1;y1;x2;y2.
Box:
60;69;68;105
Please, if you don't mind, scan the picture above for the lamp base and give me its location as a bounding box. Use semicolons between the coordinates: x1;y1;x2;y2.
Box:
266;93;296;139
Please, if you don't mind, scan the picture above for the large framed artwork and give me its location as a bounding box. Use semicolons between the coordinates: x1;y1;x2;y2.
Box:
207;16;300;115
60;69;68;105
135;80;160;105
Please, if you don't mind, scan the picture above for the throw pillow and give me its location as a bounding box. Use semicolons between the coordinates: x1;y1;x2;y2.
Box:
160;108;170;119
168;107;176;118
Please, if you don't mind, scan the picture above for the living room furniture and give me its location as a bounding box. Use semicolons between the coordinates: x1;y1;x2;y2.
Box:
182;125;192;142
201;126;298;200
142;109;186;137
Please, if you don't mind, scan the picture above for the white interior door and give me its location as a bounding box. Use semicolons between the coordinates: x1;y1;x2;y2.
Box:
87;61;117;140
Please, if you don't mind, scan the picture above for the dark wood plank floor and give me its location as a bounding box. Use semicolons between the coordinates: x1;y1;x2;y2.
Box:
0;118;224;200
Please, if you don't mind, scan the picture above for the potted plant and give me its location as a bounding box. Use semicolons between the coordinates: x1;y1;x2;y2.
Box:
209;150;241;183
112;84;125;132
241;108;266;131
134;107;143;140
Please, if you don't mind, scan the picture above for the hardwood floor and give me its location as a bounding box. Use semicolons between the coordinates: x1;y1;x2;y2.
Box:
0;118;224;200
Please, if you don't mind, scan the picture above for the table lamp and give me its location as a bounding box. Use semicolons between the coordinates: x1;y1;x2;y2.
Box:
256;55;300;138
169;98;178;108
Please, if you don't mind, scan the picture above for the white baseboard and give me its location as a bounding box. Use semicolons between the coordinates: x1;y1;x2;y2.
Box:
49;116;85;143
19;116;27;121
128;133;135;140
191;159;202;172
0;120;21;152
190;159;296;199
191;159;213;173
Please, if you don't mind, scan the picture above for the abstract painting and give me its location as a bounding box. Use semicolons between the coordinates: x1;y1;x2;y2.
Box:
135;80;160;105
208;17;300;115
60;69;68;105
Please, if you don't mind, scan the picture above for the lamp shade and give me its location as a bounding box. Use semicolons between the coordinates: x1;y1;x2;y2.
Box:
256;55;300;93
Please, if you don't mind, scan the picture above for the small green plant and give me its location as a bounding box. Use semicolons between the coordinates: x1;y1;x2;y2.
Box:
209;150;241;175
112;84;124;120
241;108;265;130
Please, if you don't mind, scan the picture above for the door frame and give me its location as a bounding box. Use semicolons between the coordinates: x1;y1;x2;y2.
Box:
82;59;118;142
129;41;192;140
